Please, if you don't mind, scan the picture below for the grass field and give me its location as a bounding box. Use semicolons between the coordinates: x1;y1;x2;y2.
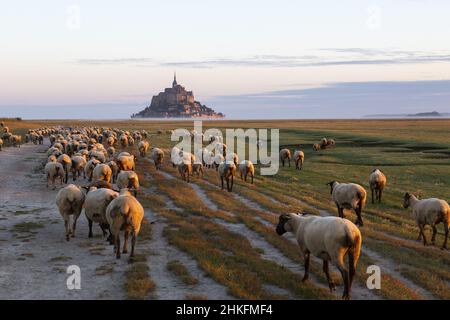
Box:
3;118;450;299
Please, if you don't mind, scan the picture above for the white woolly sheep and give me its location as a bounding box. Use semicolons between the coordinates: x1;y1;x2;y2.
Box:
171;146;182;167
57;154;72;183
93;163;112;183
151;147;164;170
218;161;236;192
116;154;136;171
116;170;140;196
71;155;87;181
280;149;291;167
44;162;65;189
328;181;367;226
403;193;449;249
85;158;101;182
225;152;238;166
369;169;387;204
293;150;304;170
178;162;193;182
107;160;119;183
56;184;86;241
84;186;119;243
313;143;321;151
106;190;145;259
276;212;361;300
138;140;149;157
238;160;255;184
213;154;224;171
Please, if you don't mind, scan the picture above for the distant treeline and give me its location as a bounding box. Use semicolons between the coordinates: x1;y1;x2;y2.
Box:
0;117;22;121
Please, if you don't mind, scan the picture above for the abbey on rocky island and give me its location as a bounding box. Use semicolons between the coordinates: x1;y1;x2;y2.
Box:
131;74;224;119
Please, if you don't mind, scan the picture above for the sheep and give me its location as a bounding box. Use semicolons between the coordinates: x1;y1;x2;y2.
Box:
116;154;136;171
327;181;367;226
116;170;140;196
293;150;304;170
85;158;101;182
89;150;106;163
56;184;86;241
44;162;65;189
11;135;22;147
218;161;236;192
192;163;204;177
0;138;3;151
71;155;87;181
178;162;192;182
57;154;72;183
313;143;321;151
238;160;255;184
84;186;119;242
403;193;449;249
213;154;224;171
106;136;115;147
138;140;149;157
151;147;164;170
107;146;116;159
119;134;128;147
106;190;145;259
225;152;238;166
171;146;182;167
107;160;119;183
369;169;387;204
280;149;291;167
93;163;112;183
276;212;361;300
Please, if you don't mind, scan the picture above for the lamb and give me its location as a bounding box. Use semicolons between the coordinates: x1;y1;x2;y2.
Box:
280;149;291;167
85;158;101;182
106;190;145;259
71;155;87;181
293;150;304;170
238;160;255;184
276;212;361;300
327;181;367;226
93;163;112;183
44;162;65;189
84;186;119;243
116;154;136;171
116;170;140;196
218;161;236;192
369;169;387;204
57;154;72;183
138;140;149;157
151;147;164;170
56;184;86;241
403;193;449;249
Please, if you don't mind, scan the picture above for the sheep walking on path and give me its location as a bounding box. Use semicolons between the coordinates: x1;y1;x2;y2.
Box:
403;193;449;249
328;181;367;226
219;161;236;192
276;212;362;300
56;184;86;241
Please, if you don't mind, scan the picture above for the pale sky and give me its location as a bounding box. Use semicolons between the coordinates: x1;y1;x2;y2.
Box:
1;0;450;118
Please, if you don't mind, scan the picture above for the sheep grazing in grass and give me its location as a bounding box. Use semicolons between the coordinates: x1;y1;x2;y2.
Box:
84;186;119;243
293;150;304;170
57;154;72;183
238;160;255;184
116;153;136;171
56;184;86;241
116;170;140;196
369;169;387;204
45;162;65;189
71;155;87;181
0;138;3;151
178;162;192;182
313;143;321;151
151;147;164;170
85;158;100;182
276;212;361;300
106;190;145;259
138;140;149;157
403;193;449;249
280;149;291;167
328;181;367;226
218;161;236;192
107;160;119;183
93;163;112;183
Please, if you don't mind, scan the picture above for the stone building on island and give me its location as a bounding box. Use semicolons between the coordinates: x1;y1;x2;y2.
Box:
131;74;224;118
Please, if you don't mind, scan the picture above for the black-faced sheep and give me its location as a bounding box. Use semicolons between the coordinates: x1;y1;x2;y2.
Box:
403;193;449;249
328;181;367;226
369;169;387;204
106;190;145;259
276;212;361;300
56;184;86;241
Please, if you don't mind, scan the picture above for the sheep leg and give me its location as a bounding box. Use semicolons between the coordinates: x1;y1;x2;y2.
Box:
419;224;427;246
302;252;310;282
251;173;253;184
115;234;121;259
88;218;93;238
64;217;70;241
336;260;350;300
355;207;364;227
72;215;79;237
322;260;335;291
337;205;344;218
230;175;234;192
221;177;224;190
371;188;375;204
288;159;291;167
130;232;136;258
442;224;448;249
281;159;284;167
431;224;437;245
123;229;129;254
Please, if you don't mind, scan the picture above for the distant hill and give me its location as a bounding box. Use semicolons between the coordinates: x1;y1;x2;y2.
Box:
365;111;450;118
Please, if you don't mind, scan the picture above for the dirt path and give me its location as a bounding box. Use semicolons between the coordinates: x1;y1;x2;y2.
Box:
0;142;126;299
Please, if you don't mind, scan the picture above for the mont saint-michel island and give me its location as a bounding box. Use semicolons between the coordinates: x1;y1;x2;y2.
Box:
131;74;224;119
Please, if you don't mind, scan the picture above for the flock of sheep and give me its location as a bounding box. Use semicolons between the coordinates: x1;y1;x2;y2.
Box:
3;123;449;300
0;121;23;150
